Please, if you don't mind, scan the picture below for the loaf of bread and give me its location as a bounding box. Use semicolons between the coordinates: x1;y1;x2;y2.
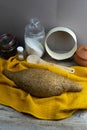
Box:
3;68;82;97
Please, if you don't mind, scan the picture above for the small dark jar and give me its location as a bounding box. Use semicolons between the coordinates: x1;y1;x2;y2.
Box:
0;34;18;59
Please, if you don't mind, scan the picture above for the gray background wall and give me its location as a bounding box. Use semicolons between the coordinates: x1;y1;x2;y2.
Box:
0;0;87;46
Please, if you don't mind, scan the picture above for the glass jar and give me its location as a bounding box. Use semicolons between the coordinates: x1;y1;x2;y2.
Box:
24;18;45;46
0;34;18;59
24;18;45;57
17;46;25;61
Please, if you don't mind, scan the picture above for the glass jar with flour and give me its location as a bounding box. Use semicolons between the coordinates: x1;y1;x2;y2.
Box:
24;18;45;57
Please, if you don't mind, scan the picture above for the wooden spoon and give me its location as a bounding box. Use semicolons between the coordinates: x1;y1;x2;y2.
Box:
26;55;75;73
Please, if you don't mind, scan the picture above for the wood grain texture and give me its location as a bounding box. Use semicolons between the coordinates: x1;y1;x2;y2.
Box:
0;105;87;130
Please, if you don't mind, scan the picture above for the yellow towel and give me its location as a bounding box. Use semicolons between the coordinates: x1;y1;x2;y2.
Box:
0;56;87;120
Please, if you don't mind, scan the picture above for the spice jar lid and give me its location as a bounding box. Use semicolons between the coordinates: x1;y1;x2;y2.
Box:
17;46;24;53
76;45;87;60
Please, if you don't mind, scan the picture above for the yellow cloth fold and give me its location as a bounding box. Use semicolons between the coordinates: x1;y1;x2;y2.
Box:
0;56;87;120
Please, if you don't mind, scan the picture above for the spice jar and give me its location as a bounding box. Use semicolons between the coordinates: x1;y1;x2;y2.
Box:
0;34;18;59
17;46;25;61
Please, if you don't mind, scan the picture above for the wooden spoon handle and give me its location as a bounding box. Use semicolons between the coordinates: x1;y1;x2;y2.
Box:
27;55;75;73
40;59;75;73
